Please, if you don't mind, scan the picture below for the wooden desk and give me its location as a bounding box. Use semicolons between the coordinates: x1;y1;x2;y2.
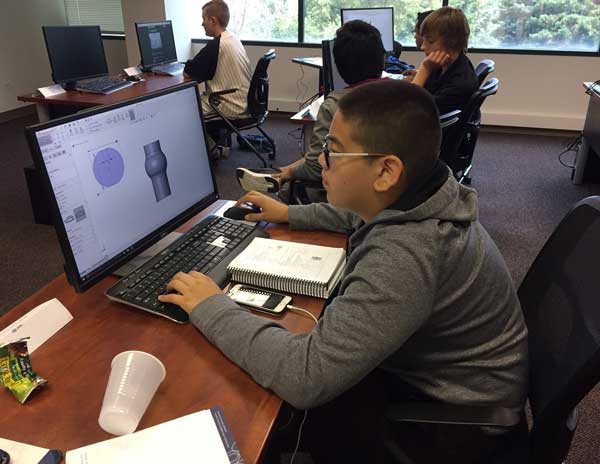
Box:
17;73;187;122
0;200;345;463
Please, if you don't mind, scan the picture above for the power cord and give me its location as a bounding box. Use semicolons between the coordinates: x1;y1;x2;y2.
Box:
287;304;319;325
289;410;309;464
558;133;582;169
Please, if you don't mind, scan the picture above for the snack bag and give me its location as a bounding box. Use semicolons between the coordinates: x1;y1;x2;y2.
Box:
0;339;47;403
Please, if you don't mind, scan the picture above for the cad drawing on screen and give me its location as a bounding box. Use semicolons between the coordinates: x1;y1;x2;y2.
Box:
93;147;125;188
144;140;171;202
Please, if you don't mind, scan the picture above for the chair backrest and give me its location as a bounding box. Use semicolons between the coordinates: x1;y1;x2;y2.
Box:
517;196;600;463
475;59;495;86
439;78;499;174
247;49;276;120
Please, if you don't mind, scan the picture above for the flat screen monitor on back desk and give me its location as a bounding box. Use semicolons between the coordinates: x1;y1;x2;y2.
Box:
341;7;395;53
42;25;109;89
322;39;347;96
136;20;184;75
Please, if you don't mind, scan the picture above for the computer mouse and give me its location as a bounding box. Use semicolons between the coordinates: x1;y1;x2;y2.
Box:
126;75;142;82
223;202;261;221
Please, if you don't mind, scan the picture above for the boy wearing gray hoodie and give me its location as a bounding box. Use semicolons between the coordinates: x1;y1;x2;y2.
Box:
160;80;528;462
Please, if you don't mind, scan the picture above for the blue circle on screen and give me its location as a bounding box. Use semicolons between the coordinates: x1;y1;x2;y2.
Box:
93;148;125;187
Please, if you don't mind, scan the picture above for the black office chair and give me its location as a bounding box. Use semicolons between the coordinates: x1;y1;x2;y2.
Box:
284;111;462;206
475;59;495;86
384;195;600;464
439;77;499;184
206;49;277;167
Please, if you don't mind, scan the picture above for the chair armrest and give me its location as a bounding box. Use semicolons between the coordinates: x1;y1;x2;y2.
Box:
385;402;521;428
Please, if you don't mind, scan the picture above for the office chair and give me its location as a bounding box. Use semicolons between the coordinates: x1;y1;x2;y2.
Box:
384;195;600;464
439;77;499;184
284;111;462;205
475;59;495;86
206;49;277;168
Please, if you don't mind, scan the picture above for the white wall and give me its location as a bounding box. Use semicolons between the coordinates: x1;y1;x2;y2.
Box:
121;0;166;67
191;42;599;131
0;1;67;113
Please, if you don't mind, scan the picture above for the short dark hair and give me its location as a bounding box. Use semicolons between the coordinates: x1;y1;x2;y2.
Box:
420;7;470;53
333;20;385;85
415;10;433;31
202;0;230;28
336;80;441;187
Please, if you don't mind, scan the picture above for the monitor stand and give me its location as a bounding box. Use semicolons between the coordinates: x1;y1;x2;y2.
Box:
112;231;183;277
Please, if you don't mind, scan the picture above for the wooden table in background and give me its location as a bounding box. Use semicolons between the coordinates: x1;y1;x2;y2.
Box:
17;73;187;122
0;200;346;463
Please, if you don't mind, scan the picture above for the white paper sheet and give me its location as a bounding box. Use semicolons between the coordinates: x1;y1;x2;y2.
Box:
65;410;231;464
0;298;73;353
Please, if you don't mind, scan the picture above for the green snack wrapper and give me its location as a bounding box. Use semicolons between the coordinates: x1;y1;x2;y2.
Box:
0;339;47;403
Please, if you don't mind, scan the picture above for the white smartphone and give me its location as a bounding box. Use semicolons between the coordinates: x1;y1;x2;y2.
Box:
227;284;292;315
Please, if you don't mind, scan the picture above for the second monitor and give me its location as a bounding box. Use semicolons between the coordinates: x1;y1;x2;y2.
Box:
136;20;184;76
341;7;394;53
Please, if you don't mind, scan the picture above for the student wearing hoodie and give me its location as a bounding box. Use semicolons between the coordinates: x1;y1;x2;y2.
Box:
159;80;528;462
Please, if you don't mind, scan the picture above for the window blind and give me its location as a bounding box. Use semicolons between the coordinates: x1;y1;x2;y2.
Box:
64;0;124;33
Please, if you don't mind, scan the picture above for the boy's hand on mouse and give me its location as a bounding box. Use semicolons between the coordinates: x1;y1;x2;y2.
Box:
236;191;289;223
159;271;222;313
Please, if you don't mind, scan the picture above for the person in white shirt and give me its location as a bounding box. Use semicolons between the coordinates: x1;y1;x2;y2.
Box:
184;0;252;157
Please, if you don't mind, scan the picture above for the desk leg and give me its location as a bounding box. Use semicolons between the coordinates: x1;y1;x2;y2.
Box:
573;137;590;184
36;103;50;123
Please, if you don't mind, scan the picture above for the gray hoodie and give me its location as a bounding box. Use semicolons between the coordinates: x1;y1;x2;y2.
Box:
190;166;529;412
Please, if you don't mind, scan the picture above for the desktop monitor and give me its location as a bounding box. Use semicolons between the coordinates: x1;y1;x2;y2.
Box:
26;82;218;292
322;39;348;96
42;26;109;87
136;20;178;69
340;7;394;52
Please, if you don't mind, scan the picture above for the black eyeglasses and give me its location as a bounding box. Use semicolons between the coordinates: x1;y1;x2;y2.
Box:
322;135;387;169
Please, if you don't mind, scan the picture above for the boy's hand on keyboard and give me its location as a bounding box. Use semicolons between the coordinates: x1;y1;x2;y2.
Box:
236;191;289;223
158;271;222;313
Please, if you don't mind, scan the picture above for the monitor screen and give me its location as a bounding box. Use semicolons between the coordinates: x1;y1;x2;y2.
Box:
341;7;394;52
322;40;348;96
136;20;178;68
26;83;218;291
42;26;109;84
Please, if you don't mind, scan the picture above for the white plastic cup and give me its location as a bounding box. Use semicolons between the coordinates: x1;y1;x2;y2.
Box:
98;350;166;435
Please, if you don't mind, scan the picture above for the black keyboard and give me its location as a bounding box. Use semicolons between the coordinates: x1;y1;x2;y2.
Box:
106;215;269;323
77;76;133;94
153;63;185;76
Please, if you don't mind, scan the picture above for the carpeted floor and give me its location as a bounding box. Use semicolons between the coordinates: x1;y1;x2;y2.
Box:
1;111;599;461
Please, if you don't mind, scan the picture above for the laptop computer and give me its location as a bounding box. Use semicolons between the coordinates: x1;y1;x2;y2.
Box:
26;82;268;324
135;20;185;76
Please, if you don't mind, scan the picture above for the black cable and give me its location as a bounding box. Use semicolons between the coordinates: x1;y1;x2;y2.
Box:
558;133;582;169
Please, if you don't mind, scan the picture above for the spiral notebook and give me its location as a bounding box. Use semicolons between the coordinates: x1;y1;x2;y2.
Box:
227;238;346;298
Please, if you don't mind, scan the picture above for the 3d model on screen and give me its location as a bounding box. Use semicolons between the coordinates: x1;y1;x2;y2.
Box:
93;147;125;187
144;140;171;202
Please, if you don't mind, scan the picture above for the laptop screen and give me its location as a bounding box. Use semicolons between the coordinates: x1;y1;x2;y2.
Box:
136;20;178;67
322;39;348;96
27;83;218;291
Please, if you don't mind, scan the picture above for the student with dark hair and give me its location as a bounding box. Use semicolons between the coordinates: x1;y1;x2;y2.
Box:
160;80;528;462
411;6;479;115
236;20;385;194
184;0;251;157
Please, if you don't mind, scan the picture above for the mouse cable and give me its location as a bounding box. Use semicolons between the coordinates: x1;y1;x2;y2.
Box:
287;305;318;325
